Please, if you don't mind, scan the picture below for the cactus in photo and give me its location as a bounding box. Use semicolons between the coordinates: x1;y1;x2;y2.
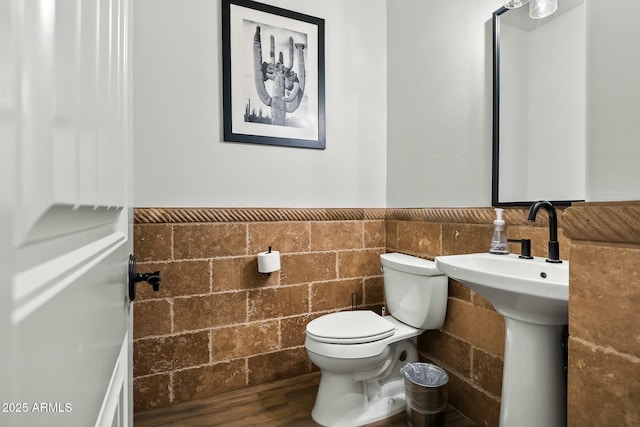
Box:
252;25;305;126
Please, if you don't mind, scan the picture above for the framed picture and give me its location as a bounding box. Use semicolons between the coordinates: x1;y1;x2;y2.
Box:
222;0;326;149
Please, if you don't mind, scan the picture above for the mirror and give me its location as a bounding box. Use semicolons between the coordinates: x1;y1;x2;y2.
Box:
492;0;586;206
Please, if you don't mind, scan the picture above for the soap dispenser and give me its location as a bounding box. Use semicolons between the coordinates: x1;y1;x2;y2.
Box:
489;208;509;254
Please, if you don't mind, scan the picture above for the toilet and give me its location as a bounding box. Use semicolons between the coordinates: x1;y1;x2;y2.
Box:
305;252;448;427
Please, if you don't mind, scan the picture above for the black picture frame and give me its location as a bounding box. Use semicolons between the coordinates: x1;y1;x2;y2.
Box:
222;0;326;149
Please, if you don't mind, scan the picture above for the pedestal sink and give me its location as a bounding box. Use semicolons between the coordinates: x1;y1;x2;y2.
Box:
435;253;568;427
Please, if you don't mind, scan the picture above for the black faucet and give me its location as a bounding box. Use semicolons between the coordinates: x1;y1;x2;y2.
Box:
527;200;562;263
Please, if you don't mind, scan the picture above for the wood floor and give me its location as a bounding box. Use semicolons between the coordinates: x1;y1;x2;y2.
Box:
134;373;476;427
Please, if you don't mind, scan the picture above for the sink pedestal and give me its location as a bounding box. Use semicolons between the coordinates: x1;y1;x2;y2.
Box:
501;318;566;427
434;253;569;427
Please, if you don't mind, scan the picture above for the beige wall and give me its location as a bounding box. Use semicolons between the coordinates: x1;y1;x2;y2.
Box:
133;0;388;208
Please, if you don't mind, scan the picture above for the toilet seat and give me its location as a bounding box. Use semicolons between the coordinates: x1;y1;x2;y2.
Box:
306;311;395;344
306;314;422;359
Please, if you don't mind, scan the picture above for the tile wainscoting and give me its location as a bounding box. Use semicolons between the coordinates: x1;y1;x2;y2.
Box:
562;202;640;427
132;208;387;412
386;206;571;427
133;203;640;427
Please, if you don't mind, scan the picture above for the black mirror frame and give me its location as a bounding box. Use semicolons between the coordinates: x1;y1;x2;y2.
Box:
491;6;583;208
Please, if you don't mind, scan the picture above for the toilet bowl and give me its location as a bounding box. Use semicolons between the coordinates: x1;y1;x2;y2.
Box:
305;253;448;427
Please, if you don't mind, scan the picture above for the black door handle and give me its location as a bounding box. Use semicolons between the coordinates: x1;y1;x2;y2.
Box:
128;254;161;301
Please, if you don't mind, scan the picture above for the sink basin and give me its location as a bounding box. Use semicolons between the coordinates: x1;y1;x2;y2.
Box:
435;253;569;427
435;253;568;325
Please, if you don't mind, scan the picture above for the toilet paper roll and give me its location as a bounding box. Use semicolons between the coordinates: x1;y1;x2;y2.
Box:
257;250;281;274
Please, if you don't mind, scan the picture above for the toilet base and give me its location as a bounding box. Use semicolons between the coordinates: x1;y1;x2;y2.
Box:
311;374;407;427
310;339;418;427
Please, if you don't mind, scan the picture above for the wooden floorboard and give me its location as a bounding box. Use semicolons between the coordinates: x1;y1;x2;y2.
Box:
134;373;475;427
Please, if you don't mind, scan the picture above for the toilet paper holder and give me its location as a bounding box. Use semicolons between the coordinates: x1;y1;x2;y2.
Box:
258;246;281;275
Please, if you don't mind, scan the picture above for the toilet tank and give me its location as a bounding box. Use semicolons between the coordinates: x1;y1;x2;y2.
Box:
380;253;448;330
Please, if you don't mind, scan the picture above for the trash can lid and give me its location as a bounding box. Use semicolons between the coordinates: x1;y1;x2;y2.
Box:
306;311;395;344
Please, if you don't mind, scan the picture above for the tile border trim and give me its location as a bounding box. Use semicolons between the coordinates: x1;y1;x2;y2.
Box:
134;207;516;224
134;207;387;223
386;207;529;224
135;202;640;244
563;201;640;244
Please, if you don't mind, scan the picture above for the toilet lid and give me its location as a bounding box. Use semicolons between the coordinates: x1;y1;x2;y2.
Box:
306;311;395;344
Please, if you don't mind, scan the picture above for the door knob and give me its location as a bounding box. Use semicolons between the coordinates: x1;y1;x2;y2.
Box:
128;254;161;301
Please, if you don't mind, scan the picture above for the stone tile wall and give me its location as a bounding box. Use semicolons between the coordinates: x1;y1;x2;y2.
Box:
133;203;640;427
132;208;386;412
386;207;571;427
562;202;640;427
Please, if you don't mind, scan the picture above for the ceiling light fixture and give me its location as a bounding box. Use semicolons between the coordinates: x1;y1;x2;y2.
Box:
505;0;558;19
504;0;529;9
529;0;558;19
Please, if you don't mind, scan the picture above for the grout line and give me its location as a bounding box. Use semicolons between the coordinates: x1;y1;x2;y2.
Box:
170;224;174;260
209;329;213;364
169;298;175;335
570;336;640;363
209;258;213;294
168;371;174;403
245;358;249;386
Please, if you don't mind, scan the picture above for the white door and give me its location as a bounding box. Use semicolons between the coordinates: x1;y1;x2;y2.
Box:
1;0;133;426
